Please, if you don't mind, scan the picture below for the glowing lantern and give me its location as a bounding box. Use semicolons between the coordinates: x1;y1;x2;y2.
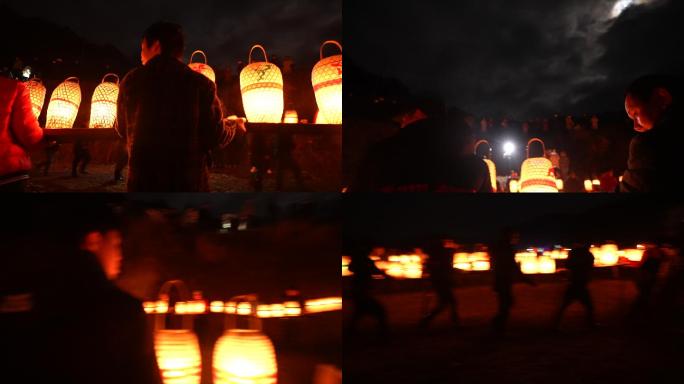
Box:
509;180;519;193
225;302;237;314
211;301;225;313
597;244;619;266
538;256;556;274
584;180;593;192
237;302;252;316
624;248;644;262
270;304;285;318
188;50;216;83
240;45;284;123
592;179;601;187
46;77;81;129
143;301;156;314
25;78;46;119
283;110;299;124
89;73;119;128
453;252;471;271
257;305;272;318
311;40;342;125
520;258;539;275
284;301;301;317
154;280;202;384
556;179;564;191
342;256;351;276
474;140;497;192
155;330;202;384
304;297;342;313
314;110;329;124
214;296;277;384
520;139;558;193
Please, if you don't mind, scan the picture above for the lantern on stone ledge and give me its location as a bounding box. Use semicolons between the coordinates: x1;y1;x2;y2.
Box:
214;295;278;384
520;138;558;193
154;280;202;384
283;110;299;124
25;78;46;119
240;45;284;123
311;40;342;125
188;50;216;83
89;73;119;128
46;77;81;129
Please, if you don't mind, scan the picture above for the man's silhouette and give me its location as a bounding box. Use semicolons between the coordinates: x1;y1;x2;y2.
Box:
553;243;596;328
346;243;389;341
420;241;459;328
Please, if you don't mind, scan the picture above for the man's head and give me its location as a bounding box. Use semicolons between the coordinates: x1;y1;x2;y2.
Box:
81;229;123;280
625;75;678;132
141;22;185;65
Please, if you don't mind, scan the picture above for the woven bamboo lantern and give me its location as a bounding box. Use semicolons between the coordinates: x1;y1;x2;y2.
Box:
214;295;278;384
475;140;497;192
283;110;299;124
89;74;119;128
520;138;558;193
46;77;81;129
154;280;202;384
311;41;342;125
188;50;216;83
240;45;284;123
25;78;46;119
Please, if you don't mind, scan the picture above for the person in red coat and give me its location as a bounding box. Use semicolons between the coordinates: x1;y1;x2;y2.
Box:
0;76;44;191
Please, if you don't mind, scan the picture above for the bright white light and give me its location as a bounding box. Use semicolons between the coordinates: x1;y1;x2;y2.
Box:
22;67;31;78
612;0;645;18
503;142;516;157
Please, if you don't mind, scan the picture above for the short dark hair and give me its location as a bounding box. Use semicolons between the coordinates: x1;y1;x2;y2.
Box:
626;75;680;104
143;22;185;58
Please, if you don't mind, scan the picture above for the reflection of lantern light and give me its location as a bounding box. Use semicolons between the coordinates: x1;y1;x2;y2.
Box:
46;77;81;129
155;330;202;384
240;45;284;123
283;110;299;124
188;50;216;83
25;78;46;119
311;40;342;125
520;139;558;193
213;330;277;384
89;74;119;128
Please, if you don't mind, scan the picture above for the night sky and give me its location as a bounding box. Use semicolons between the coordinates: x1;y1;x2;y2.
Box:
346;0;684;118
2;0;341;67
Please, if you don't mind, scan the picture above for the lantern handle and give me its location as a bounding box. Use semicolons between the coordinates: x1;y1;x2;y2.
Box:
30;77;43;84
156;279;194;331
190;50;208;65
474;139;492;157
526;138;546;159
248;45;269;64
225;294;263;331
101;73;120;85
320;40;342;60
64;76;80;84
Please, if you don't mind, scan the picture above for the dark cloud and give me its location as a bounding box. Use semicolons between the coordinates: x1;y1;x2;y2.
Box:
346;0;683;118
2;0;341;67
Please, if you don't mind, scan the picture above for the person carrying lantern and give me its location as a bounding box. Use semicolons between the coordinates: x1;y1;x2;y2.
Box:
620;75;682;192
552;243;596;329
116;22;245;192
0;75;44;192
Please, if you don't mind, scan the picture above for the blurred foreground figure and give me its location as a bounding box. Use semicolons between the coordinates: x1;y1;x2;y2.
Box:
490;228;534;335
346;244;389;341
353;97;492;192
0;76;44;191
620;75;682;192
37;211;161;384
117;22;244;192
553;244;596;329
420;241;459;328
630;243;664;320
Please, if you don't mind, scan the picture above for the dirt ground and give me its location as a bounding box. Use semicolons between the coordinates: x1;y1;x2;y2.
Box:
344;279;684;384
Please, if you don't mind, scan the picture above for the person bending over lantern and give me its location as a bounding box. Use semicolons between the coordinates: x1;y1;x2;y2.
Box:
117;22;245;192
620;75;682;192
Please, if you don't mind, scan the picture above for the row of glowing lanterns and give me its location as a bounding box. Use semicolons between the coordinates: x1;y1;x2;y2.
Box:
144;297;342;317
150;281;340;384
342;244;646;279
25;41;342;129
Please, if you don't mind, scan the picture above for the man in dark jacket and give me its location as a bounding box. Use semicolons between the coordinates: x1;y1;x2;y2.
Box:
353;98;493;192
117;22;242;192
620;75;681;192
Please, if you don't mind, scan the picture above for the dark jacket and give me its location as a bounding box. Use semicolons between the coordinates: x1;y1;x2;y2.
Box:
620;109;682;192
36;250;161;384
354;118;493;192
117;55;235;192
566;247;594;286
